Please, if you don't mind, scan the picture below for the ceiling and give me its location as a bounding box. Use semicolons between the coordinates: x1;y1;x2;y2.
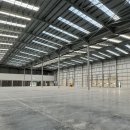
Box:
0;0;130;70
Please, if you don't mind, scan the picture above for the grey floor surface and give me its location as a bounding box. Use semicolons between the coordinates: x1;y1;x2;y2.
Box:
0;86;130;130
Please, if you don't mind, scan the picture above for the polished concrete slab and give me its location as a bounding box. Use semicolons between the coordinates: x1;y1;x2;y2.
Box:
0;86;130;130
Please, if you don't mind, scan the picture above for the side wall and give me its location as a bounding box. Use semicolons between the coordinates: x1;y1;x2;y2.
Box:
55;56;130;88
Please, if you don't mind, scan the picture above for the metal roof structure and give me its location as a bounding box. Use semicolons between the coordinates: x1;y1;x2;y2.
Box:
1;0;130;70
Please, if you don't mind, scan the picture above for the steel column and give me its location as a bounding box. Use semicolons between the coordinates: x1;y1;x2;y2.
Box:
24;68;25;86
87;46;90;90
41;61;43;87
115;58;118;87
31;67;32;87
102;62;104;87
58;55;60;88
91;63;93;87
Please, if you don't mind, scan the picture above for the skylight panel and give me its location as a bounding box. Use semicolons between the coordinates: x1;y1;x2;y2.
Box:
49;25;79;39
42;31;71;43
3;0;39;11
0;49;8;50
98;52;111;58
12;58;30;62
0;11;31;20
80;57;93;61
36;37;62;47
89;0;120;21
106;50;120;56
115;47;128;54
0;43;13;45
71;59;83;63
75;51;86;53
32;40;58;49
0;34;18;38
90;45;102;49
0;20;26;28
20;51;40;57
25;46;47;53
69;6;103;28
125;44;130;49
58;17;90;34
120;34;130;40
92;54;105;59
102;37;122;43
15;55;34;60
64;62;75;65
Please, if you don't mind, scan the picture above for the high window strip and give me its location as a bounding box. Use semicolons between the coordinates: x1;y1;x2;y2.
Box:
42;31;71;43
69;6;103;28
2;0;39;11
0;34;18;38
58;17;90;34
89;0;120;21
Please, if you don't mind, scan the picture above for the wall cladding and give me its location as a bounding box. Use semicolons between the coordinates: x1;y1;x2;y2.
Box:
55;56;130;88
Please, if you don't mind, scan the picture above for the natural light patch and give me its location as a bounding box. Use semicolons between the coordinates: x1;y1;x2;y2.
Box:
0;34;18;38
2;0;39;11
20;51;40;57
32;40;58;49
98;52;111;58
89;0;120;21
42;31;71;43
49;25;79;39
92;54;105;59
25;46;47;53
0;11;31;20
69;6;103;28
115;47;128;54
106;50;120;56
0;20;26;28
36;37;62;47
58;17;90;34
102;37;122;43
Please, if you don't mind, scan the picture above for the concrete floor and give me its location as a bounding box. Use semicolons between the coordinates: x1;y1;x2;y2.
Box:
0;87;130;130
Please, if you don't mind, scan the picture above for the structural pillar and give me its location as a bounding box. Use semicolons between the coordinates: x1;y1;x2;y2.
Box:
82;65;83;87
73;66;75;87
41;61;43;87
58;55;60;88
102;61;104;87
12;80;13;87
24;68;25;86
31;67;32;87
115;58;118;87
87;45;90;90
91;63;93;87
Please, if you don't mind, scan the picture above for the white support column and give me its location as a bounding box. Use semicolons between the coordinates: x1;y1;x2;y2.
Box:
31;67;32;87
87;45;90;90
58;55;60;88
24;68;25;86
82;65;83;87
115;58;118;87
102;61;104;87
91;63;93;87
12;80;13;87
41;61;43;87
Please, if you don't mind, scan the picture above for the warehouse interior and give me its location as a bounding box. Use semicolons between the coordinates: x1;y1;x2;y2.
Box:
0;0;130;129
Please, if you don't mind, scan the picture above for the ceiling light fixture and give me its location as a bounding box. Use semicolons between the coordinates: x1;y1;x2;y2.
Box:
0;42;13;45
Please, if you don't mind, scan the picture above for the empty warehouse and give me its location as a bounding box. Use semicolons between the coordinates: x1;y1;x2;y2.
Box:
0;0;130;129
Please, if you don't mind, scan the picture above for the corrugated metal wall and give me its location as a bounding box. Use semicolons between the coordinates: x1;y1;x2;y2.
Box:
55;56;130;88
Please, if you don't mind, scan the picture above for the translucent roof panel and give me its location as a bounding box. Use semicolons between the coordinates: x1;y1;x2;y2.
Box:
89;0;120;21
69;6;103;28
